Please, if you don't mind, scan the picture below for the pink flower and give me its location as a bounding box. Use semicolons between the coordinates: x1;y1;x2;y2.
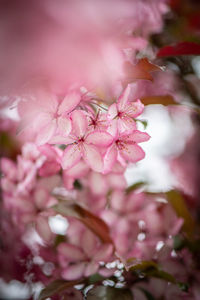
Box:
108;85;144;135
104;130;150;172
18;90;81;145
58;230;113;280
61;110;113;172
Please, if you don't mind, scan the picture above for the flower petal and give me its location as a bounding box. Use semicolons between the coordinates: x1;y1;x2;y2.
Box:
82;144;103;172
36;119;57;145
86;131;113;147
58;243;86;261
127;130;150;143
107;103;118;120
84;262;99;277
124;99;144;118
103;144;118;174
93;244;113;262
57;116;72;136
82;230;96;257
71;110;87;138
117;84;131;110
58;91;81;115
62;145;81;170
61;262;86;280
120;143;145;162
35;216;53;243
117;117;136;134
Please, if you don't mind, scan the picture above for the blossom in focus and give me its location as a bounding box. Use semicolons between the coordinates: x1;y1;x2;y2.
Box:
108;85;144;135
61;110;113;172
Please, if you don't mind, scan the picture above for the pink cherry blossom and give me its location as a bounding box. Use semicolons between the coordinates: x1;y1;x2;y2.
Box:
107;85;144;135
18;90;81;145
58;229;113;280
104;130;150;172
61;110;113;172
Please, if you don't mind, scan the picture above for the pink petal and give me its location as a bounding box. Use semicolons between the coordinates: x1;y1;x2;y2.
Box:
62;145;81;170
103;144;118;174
49;134;74;145
36;119;57;145
124;99;144;118
58;243;86;261
89;172;108;196
33;112;53;131
82;230;97;257
107;103;118;120
34;188;49;209
120;143;145;162
84;262;99;277
35;216;53;243
65;160;89;178
117;84;131;110
71;110;87;137
82;144;103;172
58;91;81;115
86;131;113;147
61;262;86;280
117;117;136;134
127;130;150;143
93;244;113;262
57;116;72;136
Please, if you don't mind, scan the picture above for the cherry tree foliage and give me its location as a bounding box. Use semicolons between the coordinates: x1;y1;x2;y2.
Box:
0;0;200;299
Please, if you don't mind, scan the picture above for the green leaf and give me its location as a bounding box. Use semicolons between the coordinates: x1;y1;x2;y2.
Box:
166;190;195;237
89;273;105;284
128;259;176;284
87;286;133;300
126;182;146;194
173;235;186;251
147;269;176;283
138;288;156;300
135;119;148;129
53;199;113;244
127;258;157;272
38;279;82;300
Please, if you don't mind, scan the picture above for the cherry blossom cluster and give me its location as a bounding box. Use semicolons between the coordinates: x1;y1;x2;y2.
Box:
17;84;150;174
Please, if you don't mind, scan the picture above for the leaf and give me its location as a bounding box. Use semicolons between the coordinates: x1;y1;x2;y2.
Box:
173;235;186;251
38;279;82;300
147;269;176;283
53;199;113;244
141;95;177;106
166;190;195;237
127;259;176;284
123;58;162;83
157;42;200;57
89;273;106;284
126;181;146;194
127;259;158;272
136;119;148;129
87;286;133;300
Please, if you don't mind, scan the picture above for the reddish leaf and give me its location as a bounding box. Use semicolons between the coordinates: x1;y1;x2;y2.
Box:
53;199;113;244
38;279;82;300
157;42;200;57
123;58;162;83
141;95;177;106
166;190;195;238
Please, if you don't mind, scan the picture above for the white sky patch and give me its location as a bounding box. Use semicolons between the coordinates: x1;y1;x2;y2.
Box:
125;105;194;192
